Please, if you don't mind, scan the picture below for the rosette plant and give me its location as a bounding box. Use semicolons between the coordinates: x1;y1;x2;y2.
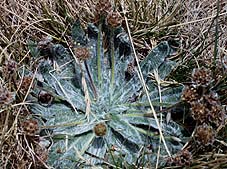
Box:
28;16;184;168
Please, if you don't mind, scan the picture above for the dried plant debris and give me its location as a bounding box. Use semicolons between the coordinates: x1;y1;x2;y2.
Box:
2;59;18;80
0;107;49;168
1;136;49;169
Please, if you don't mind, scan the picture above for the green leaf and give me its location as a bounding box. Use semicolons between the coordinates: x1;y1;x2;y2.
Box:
140;41;173;79
49;132;95;168
108;114;144;145
148;85;183;106
105;129;138;164
85;137;107;164
121;114;154;127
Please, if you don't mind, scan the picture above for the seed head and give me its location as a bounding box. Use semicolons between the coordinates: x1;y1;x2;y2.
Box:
206;101;224;127
93;122;107;137
74;47;90;61
35;145;48;167
181;85;199;102
203;93;223;124
3;59;17;75
190;93;224;126
95;0;112;17
192;67;212;86
0;85;15;106
22;119;39;136
203;92;220;105
17;76;33;95
191;101;207;123
167;149;192;167
194;124;215;146
106;11;122;28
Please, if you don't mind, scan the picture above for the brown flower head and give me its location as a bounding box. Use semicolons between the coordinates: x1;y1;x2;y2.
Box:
17;76;33;95
192;67;212;86
181;85;199;102
194;124;215;146
203;92;220;105
191;93;224;126
203;92;224;126
191;101;207;123
22;119;39;136
74;47;90;61
207;105;224;126
95;0;112;17
93;122;107;137
167;149;192;167
3;59;17;75
106;11;122;28
0;85;15;106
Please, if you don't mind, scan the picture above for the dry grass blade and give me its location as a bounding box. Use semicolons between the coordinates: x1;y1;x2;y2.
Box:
153;69;164;168
81;67;91;121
